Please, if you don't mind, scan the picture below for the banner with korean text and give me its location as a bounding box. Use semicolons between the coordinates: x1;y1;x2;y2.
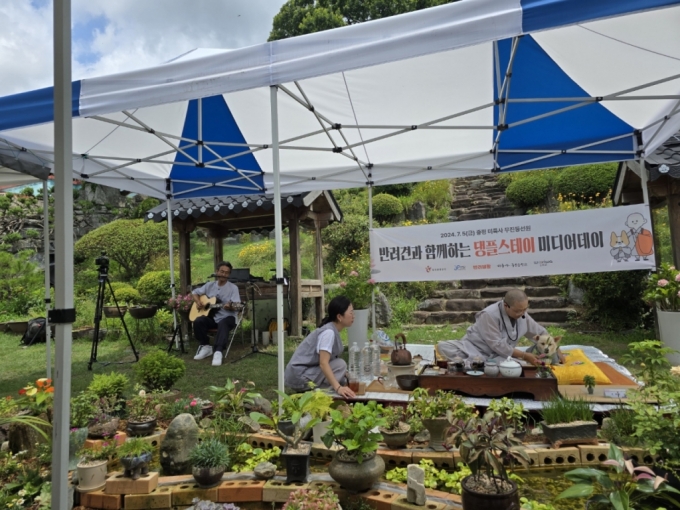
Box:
369;205;655;282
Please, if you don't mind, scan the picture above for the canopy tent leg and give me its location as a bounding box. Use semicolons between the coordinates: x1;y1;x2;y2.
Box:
52;0;75;507
640;158;649;206
43;180;51;379
271;85;285;406
368;182;376;335
166;198;179;348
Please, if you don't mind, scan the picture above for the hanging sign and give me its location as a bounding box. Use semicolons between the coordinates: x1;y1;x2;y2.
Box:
369;204;655;282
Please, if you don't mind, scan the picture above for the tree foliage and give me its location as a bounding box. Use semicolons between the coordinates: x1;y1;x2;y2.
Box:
269;0;456;41
321;213;369;271
74;219;169;280
0;251;43;317
553;163;618;203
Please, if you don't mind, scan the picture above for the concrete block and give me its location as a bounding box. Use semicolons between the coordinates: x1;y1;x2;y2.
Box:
217;479;266;502
123;487;172;509
535;447;580;467
391;495;448;510
139;431;163;448
578;444;611;465
171;484;218;506
248;432;287;449
379;449;413;468
307;480;348;501
262;480;309;502
310;444;340;461
79;489;122;510
360;489;399;510
105;470;158;494
411;450;456;469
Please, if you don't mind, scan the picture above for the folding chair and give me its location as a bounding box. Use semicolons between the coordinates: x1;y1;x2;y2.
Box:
209;302;248;362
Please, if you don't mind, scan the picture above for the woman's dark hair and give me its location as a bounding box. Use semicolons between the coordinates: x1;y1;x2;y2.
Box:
320;296;352;326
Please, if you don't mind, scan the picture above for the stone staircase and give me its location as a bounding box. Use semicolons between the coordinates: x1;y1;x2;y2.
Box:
413;175;576;326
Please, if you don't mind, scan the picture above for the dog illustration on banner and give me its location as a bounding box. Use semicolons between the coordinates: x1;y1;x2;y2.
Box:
609;212;654;263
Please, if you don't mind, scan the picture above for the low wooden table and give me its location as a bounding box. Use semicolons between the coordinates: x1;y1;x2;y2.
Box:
418;367;558;401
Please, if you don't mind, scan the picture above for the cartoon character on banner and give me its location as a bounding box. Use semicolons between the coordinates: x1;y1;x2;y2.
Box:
625;212;654;261
610;231;632;263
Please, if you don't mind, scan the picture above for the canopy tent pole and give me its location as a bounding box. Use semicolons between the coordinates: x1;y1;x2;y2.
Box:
166;199;178;347
368;183;376;335
640;159;650;206
52;0;74;507
271;85;285;405
43;180;52;379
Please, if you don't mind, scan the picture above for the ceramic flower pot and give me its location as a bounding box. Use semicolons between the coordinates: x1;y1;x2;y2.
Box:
379;423;411;449
281;443;311;484
461;475;519;510
328;449;385;493
121;452;152;480
657;309;680;366
422;417;450;450
541;420;598;449
103;306;127;319
77;459;108;492
346;308;369;351
129;306;158;320
126;418;157;437
192;465;226;488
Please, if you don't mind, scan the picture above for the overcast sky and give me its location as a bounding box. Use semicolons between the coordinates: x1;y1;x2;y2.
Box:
0;0;287;96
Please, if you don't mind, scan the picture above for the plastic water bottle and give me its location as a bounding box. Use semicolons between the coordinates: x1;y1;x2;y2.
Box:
361;342;373;381
371;339;381;378
349;342;362;381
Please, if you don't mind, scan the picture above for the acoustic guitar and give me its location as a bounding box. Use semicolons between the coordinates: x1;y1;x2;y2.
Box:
189;296;244;322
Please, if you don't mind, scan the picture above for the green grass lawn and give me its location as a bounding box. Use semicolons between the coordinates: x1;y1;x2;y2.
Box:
0;323;649;403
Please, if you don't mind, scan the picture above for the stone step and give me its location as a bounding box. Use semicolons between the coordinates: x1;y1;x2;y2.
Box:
428;296;567;312
475;286;562;299
457;213;486;221
527;308;576;323
525;286;562;298
412;307;576;325
432;289;481;299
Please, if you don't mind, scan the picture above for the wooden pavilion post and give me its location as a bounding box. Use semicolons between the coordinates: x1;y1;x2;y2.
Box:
212;233;224;268
177;224;193;342
314;218;325;326
289;213;302;336
668;182;680;268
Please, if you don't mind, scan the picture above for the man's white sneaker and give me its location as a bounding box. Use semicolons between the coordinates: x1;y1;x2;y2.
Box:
212;351;223;366
194;345;213;360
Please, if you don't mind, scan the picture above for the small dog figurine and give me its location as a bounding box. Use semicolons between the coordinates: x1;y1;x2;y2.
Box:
526;334;564;364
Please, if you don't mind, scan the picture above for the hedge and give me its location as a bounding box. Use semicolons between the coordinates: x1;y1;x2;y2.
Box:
372;193;403;219
505;175;551;209
553;163;618;202
137;270;179;305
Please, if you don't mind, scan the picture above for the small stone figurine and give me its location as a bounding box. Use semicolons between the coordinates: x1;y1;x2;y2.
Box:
406;464;426;506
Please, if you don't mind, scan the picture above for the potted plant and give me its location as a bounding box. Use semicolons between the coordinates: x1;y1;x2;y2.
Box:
250;390;320;483
643;263;680;365
447;410;530;510
557;443;680;508
378;405;410;449
321;401;387;492
189;438;230;488
540;396;598;449
407;388;476;450
77;441;117;491
487;398;528;440
129;301;159;320
167;293;194;318
289;384;334;445
88;372;129;402
69;391;99;469
282;484;340;510
535;360;553;379
134;350;186;393
583;375;596;395
126;389;158;437
118;437;154;480
88;396;122;439
208;379;261;417
10;378;54;454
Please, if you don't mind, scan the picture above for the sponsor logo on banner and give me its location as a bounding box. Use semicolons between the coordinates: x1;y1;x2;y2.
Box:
369;205;655;282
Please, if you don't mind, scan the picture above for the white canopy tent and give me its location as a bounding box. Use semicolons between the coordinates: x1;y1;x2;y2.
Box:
1;0;680;506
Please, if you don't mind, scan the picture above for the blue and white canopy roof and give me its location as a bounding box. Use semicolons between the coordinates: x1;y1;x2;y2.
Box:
0;0;679;199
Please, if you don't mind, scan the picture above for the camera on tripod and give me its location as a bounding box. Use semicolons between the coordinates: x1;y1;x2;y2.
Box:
95;251;109;269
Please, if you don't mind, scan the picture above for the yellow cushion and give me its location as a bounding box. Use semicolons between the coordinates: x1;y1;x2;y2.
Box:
551;349;611;385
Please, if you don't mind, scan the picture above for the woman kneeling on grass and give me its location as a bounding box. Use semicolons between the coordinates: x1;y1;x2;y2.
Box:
284;296;356;399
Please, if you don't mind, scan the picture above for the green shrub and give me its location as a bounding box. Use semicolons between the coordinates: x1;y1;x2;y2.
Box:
411;180;451;209
0;251;43;316
0;196;11;212
88;372;129;400
553;163;617;203
74;219;169;279
570;271;649;330
505;174;551;208
154;309;175;333
189;438;230;469
372;193;403;220
322;214;369;271
374;183;413;197
25;229;40;239
3;232;22;244
21;187;34;197
113;286;140;305
134;351;186;391
137;270;178;305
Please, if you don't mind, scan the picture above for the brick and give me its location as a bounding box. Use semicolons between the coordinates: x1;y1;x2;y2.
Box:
535;447;580;467
307;480;348;501
105;471;158;494
311;444;340;461
171;484;218;506
262;480;309;502
139;431;163;448
521;448;539;469
124;487;172;509
578;444;611;465
379;449;413;468
217;479;266;502
424;488;461;506
79;489;122;510
640;450;663;466
622;447;645;464
83;433;126;451
391;495;448;510
411;451;456;470
248;432;287;449
360;489;399;510
158;474;194;485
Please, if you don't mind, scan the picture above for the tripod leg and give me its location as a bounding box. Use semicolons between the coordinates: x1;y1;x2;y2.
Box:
88;276;107;370
107;279;139;362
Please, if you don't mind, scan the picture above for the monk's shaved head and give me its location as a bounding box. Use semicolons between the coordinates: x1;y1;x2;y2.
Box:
505;289;528;306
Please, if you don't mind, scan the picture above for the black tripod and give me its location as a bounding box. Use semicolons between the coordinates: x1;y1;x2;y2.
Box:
88;253;139;370
166;317;187;354
231;282;277;364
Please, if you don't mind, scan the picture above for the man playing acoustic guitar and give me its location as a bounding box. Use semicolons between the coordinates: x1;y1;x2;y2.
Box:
191;261;241;366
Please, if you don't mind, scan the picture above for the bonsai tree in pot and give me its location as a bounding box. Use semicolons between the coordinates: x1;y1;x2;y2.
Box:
583;375;596;395
321;401;387;492
378;405;410;449
189;438;230;488
487;398;528;440
209;379;261;417
77;441;117;491
447;410;530;509
250;390;320;483
118;437;154;480
87;396;121;439
540;396;597;449
407;388;476;450
126;389;158;437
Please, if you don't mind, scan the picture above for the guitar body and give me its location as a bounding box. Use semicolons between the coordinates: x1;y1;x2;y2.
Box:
189;295;219;322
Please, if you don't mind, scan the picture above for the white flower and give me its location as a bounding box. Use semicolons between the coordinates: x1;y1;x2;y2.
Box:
138;390;146;397
17;499;25;506
17;490;26;497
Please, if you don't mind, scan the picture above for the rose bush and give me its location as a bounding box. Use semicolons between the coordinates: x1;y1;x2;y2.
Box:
643;263;680;311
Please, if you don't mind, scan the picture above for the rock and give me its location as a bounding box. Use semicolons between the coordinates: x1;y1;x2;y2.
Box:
568;280;585;305
417;299;444;312
251;234;263;242
371;292;393;327
254;461;277;480
1;441;8;452
407;201;427;221
160;413;199;475
269;230;276;240
407;464;426;505
249;396;273;415
224;237;238;245
413;429;430;443
238;415;260;433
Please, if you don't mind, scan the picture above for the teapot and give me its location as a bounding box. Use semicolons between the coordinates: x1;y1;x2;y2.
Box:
391;333;412;366
499;357;522;378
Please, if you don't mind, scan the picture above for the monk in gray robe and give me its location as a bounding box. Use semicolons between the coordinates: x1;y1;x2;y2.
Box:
437;289;547;365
